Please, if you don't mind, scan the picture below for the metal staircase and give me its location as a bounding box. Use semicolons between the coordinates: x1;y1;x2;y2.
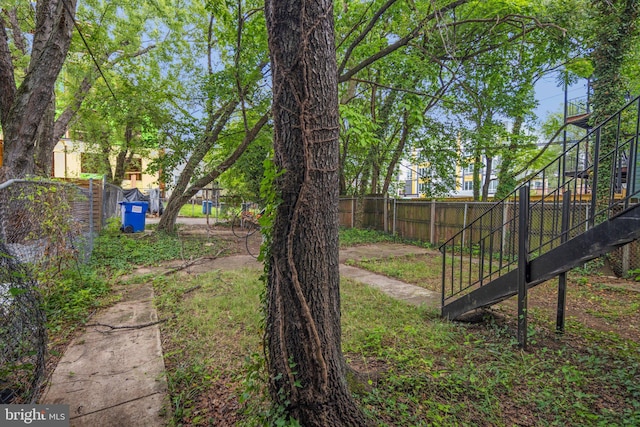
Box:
440;96;640;345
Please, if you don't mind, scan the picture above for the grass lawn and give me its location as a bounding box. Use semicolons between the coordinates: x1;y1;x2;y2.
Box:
151;231;640;425
346;253;443;292
178;202;211;218
86;227;640;426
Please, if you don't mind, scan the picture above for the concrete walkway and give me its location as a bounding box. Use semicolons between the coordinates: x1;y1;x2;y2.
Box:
340;264;440;307
41;284;168;426
41;242;438;426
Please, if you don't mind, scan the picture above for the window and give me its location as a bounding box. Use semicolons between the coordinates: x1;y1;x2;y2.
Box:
463;180;473;191
126;158;143;182
488;180;498;192
532;180;544;189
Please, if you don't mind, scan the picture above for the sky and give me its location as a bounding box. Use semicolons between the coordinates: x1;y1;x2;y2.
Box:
534;72;590;122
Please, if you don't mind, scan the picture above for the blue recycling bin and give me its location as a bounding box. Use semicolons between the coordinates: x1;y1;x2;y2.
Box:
202;200;213;215
120;201;149;233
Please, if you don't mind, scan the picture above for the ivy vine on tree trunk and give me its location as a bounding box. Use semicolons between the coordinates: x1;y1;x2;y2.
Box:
264;0;370;424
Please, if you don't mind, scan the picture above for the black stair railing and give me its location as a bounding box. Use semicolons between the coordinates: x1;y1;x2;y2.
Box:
567;95;590;119
440;95;640;311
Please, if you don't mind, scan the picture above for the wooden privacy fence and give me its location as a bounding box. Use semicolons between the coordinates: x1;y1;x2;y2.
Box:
339;196;640;274
339;197;496;245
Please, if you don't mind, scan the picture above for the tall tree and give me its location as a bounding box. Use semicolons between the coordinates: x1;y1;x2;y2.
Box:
1;0;167;179
590;0;639;125
265;0;369;423
589;0;639;214
156;0;271;232
0;0;77;180
37;0;161;177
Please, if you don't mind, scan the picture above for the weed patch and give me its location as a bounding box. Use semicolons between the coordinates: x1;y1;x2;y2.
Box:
339;227;424;248
87;230;640;425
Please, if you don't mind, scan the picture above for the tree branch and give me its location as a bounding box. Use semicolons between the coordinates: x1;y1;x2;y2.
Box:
350;77;447;99
437;16;566;61
0;13;16;127
162;250;225;276
337;0;400;76
338;0;468;83
86;316;175;330
187;111;270;194
52;44;157;144
7;8;27;57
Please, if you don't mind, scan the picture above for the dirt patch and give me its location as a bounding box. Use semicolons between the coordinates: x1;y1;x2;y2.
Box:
190;376;241;427
494;273;640;343
175;224;263;258
121;226;262;280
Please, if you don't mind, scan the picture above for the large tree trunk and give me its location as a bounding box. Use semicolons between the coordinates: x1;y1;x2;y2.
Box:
481;156;493;201
495;115;523;199
34;96;56;176
0;0;77;181
265;0;369;424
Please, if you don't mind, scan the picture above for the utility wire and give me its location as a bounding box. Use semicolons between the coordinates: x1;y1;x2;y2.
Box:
61;0;118;103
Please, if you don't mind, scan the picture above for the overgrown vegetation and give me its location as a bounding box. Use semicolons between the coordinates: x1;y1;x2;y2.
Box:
142;229;640;425
90;219;229;274
151;260;640;426
40;223;640;424
44;219;231;349
339;227;428;248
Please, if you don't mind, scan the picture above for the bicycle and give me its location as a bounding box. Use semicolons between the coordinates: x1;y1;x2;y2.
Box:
231;210;260;238
231;209;262;257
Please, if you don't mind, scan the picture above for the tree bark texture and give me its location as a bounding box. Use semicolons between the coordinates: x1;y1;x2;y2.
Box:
0;0;77;180
34;96;56;176
265;0;369;425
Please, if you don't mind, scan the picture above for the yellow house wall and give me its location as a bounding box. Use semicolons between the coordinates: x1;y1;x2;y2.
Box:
120;157;159;189
52;140;160;189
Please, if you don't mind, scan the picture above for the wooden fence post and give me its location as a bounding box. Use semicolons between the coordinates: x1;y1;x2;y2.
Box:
392;198;397;235
384;194;389;233
430;200;436;245
351;198;356;228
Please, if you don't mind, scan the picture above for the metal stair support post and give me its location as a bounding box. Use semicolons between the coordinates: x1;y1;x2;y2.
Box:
556;190;571;334
589;127;601;229
517;185;530;348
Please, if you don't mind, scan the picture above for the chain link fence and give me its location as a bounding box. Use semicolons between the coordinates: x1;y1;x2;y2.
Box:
103;183;124;227
0;242;46;404
339;196;640;275
0;178;122;403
